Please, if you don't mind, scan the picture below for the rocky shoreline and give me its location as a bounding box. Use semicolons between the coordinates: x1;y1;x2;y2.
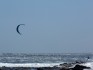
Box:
0;63;91;70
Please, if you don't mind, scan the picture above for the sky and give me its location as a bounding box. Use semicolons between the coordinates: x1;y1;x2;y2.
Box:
0;0;93;53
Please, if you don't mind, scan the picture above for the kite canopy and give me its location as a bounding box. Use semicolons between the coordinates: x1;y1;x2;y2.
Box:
16;24;25;35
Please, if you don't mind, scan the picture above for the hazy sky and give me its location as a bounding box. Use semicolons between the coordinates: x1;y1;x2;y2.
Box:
0;0;93;53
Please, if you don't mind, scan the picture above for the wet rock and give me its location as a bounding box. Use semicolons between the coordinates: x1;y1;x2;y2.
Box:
60;64;91;70
72;65;91;70
37;67;60;70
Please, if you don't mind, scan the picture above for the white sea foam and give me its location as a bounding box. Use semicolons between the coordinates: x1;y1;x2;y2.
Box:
81;62;93;70
0;63;61;67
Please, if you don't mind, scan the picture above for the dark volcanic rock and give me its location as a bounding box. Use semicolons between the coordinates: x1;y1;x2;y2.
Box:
60;65;91;70
37;67;60;70
72;65;91;70
0;67;32;70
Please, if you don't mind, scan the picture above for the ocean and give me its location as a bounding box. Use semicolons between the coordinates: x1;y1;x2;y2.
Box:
0;53;93;69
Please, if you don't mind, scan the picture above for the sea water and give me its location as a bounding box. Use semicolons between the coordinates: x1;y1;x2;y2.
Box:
0;53;93;69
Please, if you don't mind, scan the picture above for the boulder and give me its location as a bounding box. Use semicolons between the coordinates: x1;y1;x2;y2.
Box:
71;65;91;70
60;64;91;70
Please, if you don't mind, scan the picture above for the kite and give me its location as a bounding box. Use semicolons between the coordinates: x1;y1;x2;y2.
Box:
16;24;25;35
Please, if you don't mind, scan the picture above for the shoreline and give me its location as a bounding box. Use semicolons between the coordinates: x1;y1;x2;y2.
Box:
0;64;91;70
